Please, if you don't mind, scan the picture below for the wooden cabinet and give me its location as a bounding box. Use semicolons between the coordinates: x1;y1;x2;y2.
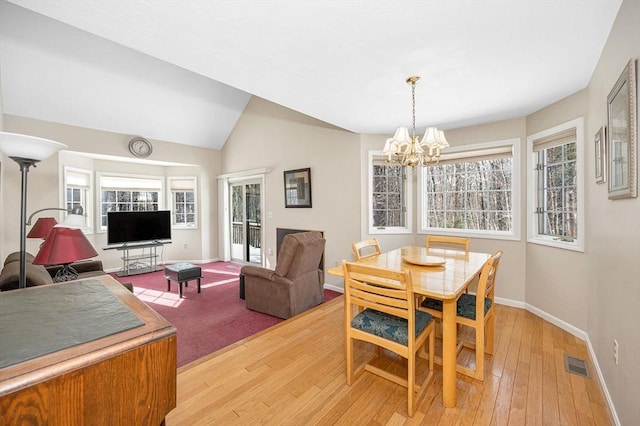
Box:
0;275;177;425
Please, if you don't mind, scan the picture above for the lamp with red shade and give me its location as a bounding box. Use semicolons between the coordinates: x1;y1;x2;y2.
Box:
33;227;98;282
26;217;58;239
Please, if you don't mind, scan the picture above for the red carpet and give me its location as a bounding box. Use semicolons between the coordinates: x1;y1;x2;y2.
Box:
111;262;341;367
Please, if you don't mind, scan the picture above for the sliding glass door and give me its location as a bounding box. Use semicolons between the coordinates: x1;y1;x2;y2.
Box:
230;180;262;264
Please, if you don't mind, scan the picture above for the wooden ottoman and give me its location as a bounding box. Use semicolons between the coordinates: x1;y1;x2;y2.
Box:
164;263;202;298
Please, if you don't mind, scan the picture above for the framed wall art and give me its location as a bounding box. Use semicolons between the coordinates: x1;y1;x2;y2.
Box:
594;126;607;184
607;59;637;199
284;168;312;208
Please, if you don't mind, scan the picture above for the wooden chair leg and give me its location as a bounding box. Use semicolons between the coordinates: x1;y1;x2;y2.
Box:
408;348;416;416
428;325;435;373
486;314;495;355
474;323;485;381
346;337;354;385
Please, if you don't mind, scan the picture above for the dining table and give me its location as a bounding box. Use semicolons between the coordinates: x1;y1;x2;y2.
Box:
328;246;491;408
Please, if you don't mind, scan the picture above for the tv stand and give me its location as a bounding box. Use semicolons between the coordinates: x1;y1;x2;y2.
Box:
104;241;170;277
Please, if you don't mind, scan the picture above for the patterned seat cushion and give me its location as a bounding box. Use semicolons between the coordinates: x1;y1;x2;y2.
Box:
421;294;492;320
351;308;433;345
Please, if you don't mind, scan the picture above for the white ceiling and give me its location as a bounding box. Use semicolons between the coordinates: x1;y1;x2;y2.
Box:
0;0;622;150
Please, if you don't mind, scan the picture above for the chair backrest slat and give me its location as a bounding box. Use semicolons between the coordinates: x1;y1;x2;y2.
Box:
352;239;382;260
476;250;503;305
344;262;413;320
425;235;470;252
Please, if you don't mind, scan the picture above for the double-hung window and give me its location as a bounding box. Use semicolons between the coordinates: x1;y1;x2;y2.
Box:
418;139;520;239
169;177;197;228
98;174;164;229
64;167;92;232
368;151;411;234
527;118;584;251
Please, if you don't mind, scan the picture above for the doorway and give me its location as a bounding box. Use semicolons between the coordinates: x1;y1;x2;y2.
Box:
230;180;262;264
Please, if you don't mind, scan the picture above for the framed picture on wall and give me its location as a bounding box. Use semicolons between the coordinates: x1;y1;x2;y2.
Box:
595;126;607;184
284;168;312;208
607;58;637;199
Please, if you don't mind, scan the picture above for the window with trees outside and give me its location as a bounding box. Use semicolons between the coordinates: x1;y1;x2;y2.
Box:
369;152;411;234
169;177;197;227
64;167;92;232
527;118;584;251
418;140;520;239
98;174;163;229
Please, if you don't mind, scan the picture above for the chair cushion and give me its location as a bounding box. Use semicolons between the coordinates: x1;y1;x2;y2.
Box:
351;308;433;346
421;294;492;320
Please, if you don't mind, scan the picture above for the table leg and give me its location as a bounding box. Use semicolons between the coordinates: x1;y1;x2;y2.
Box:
179;282;183;298
442;299;457;408
197;278;201;293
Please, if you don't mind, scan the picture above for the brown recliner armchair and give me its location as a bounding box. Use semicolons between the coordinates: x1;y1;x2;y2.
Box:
242;231;325;319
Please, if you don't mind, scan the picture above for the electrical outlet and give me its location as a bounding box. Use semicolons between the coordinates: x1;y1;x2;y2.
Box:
183;243;188;249
613;339;619;365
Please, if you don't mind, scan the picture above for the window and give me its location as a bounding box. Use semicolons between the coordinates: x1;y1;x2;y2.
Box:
98;174;163;229
418;139;520;239
169;177;197;227
527;118;584;251
368;151;411;234
64;167;92;232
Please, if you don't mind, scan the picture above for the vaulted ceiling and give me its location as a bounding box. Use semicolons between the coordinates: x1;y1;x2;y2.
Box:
0;0;622;150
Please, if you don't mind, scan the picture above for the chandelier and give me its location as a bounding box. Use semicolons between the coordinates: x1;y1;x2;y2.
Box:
382;76;449;167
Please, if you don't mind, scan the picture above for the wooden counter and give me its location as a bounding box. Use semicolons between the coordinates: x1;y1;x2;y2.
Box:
0;275;177;425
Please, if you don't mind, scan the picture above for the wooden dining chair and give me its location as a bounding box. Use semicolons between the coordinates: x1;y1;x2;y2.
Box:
351;238;381;260
418;250;503;381
425;235;470;252
343;262;435;416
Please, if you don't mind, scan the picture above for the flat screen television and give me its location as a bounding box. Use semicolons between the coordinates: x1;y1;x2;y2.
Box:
107;211;171;245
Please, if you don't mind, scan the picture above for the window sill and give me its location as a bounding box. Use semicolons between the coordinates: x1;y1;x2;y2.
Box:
418;229;519;241
527;235;584;252
369;227;411;235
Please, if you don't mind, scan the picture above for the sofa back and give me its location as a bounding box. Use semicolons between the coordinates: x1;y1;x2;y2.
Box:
0;253;53;291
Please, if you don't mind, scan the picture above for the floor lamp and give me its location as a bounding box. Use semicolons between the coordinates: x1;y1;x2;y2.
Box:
0;132;67;289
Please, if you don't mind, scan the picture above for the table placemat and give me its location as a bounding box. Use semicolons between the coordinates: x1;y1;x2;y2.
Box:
0;279;145;369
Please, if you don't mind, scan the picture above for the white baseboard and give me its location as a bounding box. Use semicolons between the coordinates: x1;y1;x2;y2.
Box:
585;336;621;426
524;302;587;340
494;296;525;308
324;283;344;293
495;298;619;425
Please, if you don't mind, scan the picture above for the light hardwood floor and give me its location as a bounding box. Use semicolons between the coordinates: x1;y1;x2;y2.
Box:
167;296;612;425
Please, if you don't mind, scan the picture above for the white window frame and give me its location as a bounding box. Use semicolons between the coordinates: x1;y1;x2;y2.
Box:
368;150;412;235
63;167;93;234
168;176;198;229
526;117;584;252
417;139;521;241
96;172;165;232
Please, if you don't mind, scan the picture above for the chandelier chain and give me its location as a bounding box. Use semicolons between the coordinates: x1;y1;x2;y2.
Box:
411;81;416;139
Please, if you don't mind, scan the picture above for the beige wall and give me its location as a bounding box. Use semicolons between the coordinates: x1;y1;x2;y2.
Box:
1;115;222;271
584;0;640;423
221;96;361;287
0;67;5;258
525;90;589;330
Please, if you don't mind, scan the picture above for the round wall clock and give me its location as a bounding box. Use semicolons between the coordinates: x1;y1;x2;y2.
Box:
128;137;153;158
